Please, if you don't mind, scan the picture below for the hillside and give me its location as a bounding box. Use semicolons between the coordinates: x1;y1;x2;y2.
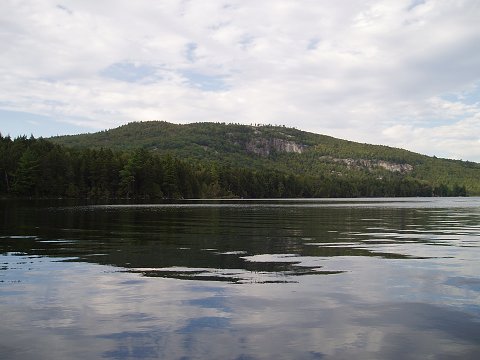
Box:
51;121;480;196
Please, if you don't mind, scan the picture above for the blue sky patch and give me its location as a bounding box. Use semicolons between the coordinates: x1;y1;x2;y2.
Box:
186;42;198;63
0;109;92;138
180;70;229;92
100;62;158;83
441;84;480;105
407;0;426;11
307;38;320;50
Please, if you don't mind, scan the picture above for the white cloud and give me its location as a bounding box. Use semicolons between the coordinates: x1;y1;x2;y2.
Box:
382;113;480;160
1;0;480;160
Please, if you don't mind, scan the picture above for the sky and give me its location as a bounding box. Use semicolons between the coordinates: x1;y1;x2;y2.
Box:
1;0;480;161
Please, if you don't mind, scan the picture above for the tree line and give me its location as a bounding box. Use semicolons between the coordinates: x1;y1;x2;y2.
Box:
0;134;467;199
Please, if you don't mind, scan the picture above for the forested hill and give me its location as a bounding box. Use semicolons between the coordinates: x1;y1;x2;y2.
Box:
1;121;478;199
51;121;479;195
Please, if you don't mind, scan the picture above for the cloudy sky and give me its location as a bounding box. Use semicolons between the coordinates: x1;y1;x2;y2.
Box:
1;0;480;161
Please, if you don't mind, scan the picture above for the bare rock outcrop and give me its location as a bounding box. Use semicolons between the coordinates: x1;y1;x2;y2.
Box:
246;138;305;157
321;156;413;173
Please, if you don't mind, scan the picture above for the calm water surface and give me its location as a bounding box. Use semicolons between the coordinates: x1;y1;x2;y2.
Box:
1;198;479;359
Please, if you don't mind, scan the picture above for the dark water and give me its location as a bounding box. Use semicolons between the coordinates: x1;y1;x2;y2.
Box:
1;198;480;359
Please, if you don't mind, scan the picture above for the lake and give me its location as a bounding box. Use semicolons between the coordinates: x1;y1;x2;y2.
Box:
1;198;479;359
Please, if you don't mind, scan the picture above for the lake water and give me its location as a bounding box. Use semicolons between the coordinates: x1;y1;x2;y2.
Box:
1;198;480;359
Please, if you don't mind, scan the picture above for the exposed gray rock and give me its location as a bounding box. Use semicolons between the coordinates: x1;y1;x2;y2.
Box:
246;138;305;156
320;156;413;173
377;160;413;173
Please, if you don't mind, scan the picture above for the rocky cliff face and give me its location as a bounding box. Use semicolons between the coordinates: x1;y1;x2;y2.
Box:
377;160;413;173
246;138;305;157
321;156;414;173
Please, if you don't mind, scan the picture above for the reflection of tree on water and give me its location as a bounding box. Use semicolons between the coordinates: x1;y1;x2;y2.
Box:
2;200;474;282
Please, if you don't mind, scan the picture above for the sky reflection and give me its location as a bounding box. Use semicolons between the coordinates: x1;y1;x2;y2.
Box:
2;251;480;359
1;198;480;359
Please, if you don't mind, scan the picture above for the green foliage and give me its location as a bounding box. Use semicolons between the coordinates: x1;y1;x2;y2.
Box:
1;121;477;199
12;147;40;195
49;121;480;195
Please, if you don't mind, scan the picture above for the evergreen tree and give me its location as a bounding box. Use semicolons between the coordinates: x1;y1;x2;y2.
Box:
12;148;40;196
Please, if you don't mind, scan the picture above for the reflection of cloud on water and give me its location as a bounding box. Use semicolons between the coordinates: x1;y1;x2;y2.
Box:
2;199;480;359
1;254;480;359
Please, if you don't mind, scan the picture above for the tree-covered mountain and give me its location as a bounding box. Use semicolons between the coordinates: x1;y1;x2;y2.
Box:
50;121;479;196
1;121;477;199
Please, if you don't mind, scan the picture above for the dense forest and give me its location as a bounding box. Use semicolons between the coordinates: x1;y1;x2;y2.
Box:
0;132;468;199
52;121;480;195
